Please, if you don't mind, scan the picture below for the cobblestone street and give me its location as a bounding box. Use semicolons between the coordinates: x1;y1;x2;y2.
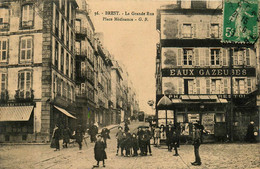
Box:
0;121;259;169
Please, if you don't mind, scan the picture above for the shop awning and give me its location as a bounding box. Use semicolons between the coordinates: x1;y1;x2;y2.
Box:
54;105;77;119
0;106;34;122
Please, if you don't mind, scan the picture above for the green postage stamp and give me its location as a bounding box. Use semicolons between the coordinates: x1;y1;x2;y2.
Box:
223;0;259;44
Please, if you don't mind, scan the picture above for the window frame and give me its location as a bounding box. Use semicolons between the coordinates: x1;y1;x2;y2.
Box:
21;3;34;29
182;23;192;38
0;38;8;62
18;70;32;92
210;23;219;38
0;7;10;30
0;72;7;93
19;36;33;63
183;49;193;66
210;48;220;65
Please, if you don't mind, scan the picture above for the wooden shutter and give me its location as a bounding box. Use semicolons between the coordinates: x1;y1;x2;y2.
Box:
178;78;183;94
205;48;209;66
222;48;227;66
177;48;182;66
193;23;197;38
206;78;210;94
200;49;205;66
195;49;199;66
178;23;182;38
223;78;228;94
196;78;200;94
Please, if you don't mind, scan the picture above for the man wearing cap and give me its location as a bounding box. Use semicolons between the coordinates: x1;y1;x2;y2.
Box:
191;122;202;166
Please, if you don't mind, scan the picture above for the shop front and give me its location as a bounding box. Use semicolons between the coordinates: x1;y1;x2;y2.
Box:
156;95;228;143
0;104;35;142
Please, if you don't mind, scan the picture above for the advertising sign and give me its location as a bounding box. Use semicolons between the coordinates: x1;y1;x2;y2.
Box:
223;0;258;43
202;113;215;134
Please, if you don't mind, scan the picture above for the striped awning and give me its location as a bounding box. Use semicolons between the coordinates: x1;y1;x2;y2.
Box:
54;105;77;119
0;106;34;122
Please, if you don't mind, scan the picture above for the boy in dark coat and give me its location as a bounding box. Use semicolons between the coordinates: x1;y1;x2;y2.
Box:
132;133;139;156
166;125;173;152
93;135;107;168
63;127;71;148
191;122;202;166
75;125;84;150
124;130;132;157
101;128;110;148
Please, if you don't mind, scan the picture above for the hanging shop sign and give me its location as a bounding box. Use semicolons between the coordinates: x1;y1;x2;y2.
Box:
222;0;258;44
162;68;256;77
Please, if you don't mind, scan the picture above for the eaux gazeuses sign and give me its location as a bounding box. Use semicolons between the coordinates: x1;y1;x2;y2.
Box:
222;0;258;44
162;68;256;77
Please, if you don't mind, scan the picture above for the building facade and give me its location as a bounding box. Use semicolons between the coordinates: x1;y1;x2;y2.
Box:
0;0;78;142
156;0;259;142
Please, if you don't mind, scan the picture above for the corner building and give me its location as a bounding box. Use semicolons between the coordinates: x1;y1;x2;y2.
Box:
0;0;78;142
156;1;259;142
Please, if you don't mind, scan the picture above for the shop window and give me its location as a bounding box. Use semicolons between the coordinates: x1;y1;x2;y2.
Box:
0;38;8;62
0;7;9;29
211;49;220;65
183;49;193;65
182;24;192;38
216;114;225;122
177;114;184;123
20;36;33;62
21;4;34;28
210;24;219;38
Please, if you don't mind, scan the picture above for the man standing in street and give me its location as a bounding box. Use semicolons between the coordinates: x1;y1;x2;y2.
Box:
75;124;84;150
52;124;60;151
191;122;202;166
116;126;124;156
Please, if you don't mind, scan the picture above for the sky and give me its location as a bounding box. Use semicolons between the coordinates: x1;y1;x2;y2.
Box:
88;0;172;115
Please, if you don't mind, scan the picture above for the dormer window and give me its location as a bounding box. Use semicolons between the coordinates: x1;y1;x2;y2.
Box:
21;4;34;28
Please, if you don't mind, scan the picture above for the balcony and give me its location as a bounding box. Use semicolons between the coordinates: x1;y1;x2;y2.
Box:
0;90;9;103
15;89;34;102
75;26;87;39
75;48;87;60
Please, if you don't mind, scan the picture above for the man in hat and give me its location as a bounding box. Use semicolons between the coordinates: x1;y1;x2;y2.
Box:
116;126;124;156
191;122;202;166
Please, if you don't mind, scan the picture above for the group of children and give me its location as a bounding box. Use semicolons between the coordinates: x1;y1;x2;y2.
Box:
116;126;153;157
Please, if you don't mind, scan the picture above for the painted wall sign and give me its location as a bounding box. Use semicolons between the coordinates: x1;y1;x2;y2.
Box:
162;68;256;77
222;0;259;43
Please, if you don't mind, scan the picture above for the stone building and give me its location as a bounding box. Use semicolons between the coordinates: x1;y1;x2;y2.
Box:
75;0;96;130
0;0;78;142
156;0;259;142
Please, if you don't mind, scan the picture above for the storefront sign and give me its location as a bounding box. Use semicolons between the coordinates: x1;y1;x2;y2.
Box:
223;0;258;44
188;114;200;123
162;68;256;77
0;102;35;107
157;94;248;100
202;113;215;134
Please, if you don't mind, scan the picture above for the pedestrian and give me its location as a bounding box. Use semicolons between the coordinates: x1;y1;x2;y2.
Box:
93;135;107;168
120;132;127;156
124;122;129;133
75;124;84;150
116;126;124;156
154;126;161;147
144;127;152;156
151;125;155;144
245;121;256;143
137;128;145;156
124;130;132;157
90;124;98;143
132;133;139;156
52;124;60;151
191;122;202;166
166;125;173;152
172;127;179;156
101;128;110;148
63;127;71;148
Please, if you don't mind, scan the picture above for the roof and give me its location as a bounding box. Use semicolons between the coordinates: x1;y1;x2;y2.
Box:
0;106;34;122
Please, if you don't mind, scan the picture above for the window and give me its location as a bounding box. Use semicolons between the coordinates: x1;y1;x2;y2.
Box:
224;78;228;94
211;49;220;65
196;79;200;94
61;19;64;42
61;48;64;72
233;48;244;65
0;7;9;29
0;73;7;93
20;36;32;62
66;0;70;19
55;40;59;67
81;62;86;77
245;49;250;65
181;0;191;9
81;83;85;95
55;10;59;36
235;79;245;94
0;39;7;62
182;24;192;38
212;79;221;94
21;4;33;27
57;78;61;96
66;26;69;46
210;24;219;38
66;53;69;76
18;71;31;92
183;49;193;65
71;58;74;79
247;78;252;93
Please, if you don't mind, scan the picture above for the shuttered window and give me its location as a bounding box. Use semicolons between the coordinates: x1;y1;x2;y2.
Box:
22;4;33;27
224;78;228;94
0;39;8;62
247;78;252;93
20;36;33;61
177;48;182;66
222;48;227;66
205;49;209;66
196;79;200;94
195;49;199;66
178;79;182;94
206;78;210;94
0;73;7;92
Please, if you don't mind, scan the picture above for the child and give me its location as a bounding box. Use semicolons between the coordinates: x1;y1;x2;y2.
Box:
132;133;139;156
93;135;107;168
124;130;132;157
115;126;124;156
